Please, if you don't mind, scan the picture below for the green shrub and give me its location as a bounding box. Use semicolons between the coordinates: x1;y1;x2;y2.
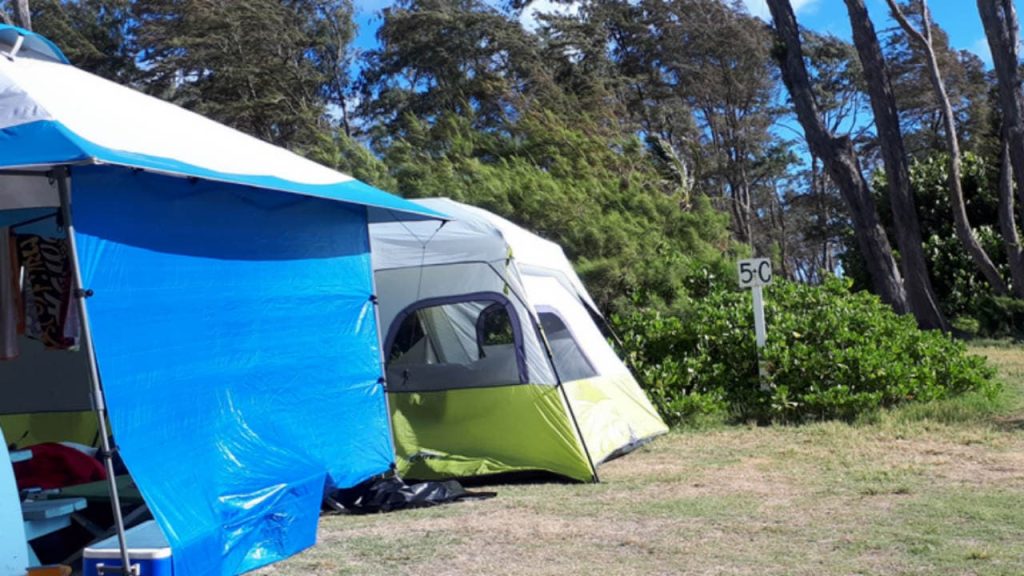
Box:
950;315;981;336
974;295;1024;340
613;277;998;425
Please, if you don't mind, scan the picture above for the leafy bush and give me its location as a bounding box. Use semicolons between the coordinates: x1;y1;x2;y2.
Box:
859;151;1020;335
614;277;998;425
974;295;1024;340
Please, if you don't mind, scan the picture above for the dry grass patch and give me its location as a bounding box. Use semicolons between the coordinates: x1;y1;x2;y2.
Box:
260;345;1024;576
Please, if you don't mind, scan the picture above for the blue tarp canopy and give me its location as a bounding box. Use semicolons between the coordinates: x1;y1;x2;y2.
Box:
0;24;443;575
76;168;394;574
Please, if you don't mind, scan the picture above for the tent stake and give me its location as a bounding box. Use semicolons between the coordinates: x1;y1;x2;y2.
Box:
56;167;136;575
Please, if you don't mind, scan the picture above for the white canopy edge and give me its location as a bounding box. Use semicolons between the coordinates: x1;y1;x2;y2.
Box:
0;56;350;186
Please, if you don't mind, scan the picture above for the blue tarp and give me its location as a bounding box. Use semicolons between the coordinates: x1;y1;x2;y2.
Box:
72;166;394;575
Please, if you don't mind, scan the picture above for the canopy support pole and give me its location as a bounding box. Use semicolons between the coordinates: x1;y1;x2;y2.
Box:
56;167;136;575
365;212;401;478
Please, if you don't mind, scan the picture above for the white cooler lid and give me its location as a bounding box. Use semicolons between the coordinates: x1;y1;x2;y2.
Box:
84;520;172;560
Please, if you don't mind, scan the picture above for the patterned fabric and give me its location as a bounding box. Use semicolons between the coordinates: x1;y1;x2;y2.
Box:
16;234;78;350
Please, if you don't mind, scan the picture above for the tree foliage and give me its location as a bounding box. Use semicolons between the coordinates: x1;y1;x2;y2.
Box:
131;0;356;149
5;0;1012;428
381;110;735;312
357;0;559;142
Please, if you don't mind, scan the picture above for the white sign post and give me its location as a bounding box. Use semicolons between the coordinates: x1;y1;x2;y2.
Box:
738;258;772;389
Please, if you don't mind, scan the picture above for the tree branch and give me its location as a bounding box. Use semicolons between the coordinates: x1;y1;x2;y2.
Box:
885;0;928;49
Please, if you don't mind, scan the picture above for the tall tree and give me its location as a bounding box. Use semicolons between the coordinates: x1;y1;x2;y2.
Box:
642;0;782;247
844;0;947;329
978;0;1024;287
357;0;555;144
885;22;992;156
30;0;136;82
886;0;1008;295
796;33;866;282
532;0;628;122
766;0;908;311
546;0;700;202
133;0;355;150
997;139;1024;297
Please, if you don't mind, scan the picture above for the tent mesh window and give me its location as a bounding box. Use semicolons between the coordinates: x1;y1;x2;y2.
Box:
386;298;525;391
538;310;598;383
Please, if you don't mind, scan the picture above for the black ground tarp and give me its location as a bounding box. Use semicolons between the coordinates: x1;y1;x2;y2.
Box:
327;476;496;514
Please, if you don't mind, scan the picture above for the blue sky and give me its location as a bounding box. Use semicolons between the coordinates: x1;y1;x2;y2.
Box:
742;0;1010;67
351;0;1010;68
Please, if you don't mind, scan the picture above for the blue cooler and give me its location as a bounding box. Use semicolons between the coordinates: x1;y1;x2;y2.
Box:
83;520;172;576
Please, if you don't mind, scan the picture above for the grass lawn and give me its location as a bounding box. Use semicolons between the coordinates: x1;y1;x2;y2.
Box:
261;345;1024;575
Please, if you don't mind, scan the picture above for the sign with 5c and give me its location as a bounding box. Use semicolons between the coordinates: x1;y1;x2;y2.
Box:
737;258;772;288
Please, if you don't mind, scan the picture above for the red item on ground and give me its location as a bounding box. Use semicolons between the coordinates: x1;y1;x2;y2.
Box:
13;443;106;490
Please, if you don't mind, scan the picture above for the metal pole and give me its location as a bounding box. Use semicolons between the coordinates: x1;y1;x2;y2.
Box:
365;210;401;478
55;168;135;575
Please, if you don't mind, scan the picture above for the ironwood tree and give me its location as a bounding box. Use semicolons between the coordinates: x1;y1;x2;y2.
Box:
766;0;908;312
843;0;947;329
978;0;1024;297
132;0;356;150
886;0;1007;296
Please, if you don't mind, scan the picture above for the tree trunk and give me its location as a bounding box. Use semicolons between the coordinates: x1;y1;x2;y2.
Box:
998;139;1024;298
13;0;30;30
978;0;1024;256
766;0;908;312
888;0;1008;296
844;0;948;330
811;155;834;279
728;178;752;246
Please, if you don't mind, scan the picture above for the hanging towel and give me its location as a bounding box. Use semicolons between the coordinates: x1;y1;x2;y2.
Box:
16;234;78;350
0;228;19;360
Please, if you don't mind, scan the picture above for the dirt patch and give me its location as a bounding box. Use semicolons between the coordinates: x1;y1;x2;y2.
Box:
871;436;1024;488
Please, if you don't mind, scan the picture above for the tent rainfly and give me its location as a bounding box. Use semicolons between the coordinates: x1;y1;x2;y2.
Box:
0;24;444;576
370;198;668;482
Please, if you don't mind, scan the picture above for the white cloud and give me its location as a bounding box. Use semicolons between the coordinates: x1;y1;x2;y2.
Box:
742;0;819;21
969;36;994;67
520;0;581;32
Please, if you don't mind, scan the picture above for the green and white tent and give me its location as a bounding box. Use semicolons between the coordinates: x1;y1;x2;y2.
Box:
370;198;668;482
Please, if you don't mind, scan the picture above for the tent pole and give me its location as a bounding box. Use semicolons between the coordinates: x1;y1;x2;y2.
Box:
56;167;136;575
487;261;600;483
591;308;643;380
534;317;600;483
365;209;400;479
